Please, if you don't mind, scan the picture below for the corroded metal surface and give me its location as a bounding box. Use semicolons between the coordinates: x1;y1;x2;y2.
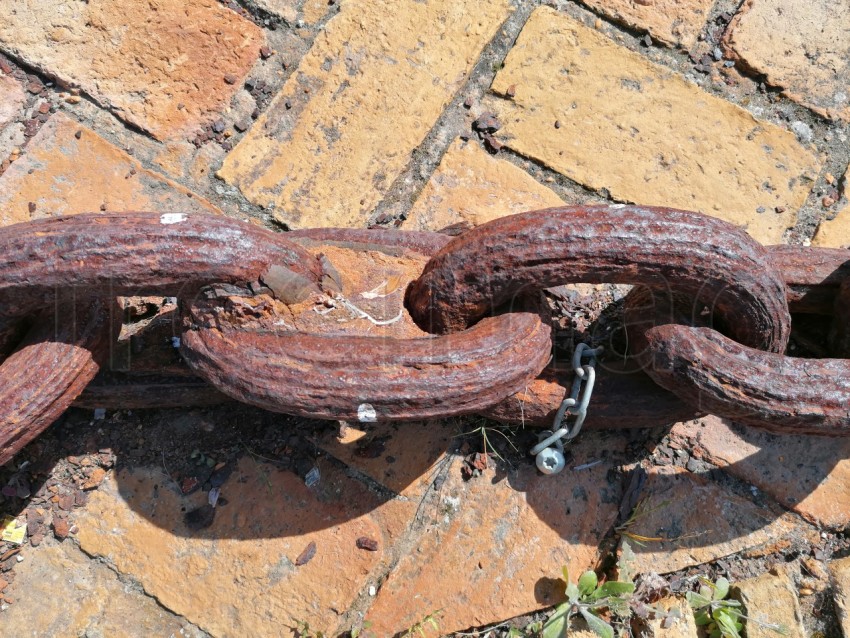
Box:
74;375;229;410
0;211;323;319
769;244;850;314
47;219;849;431
177;237;552;421
0;317;28;359
0;211;322;463
481;358;696;427
446;228;850;430
406;206;791;356
288;227;451;256
3;207;850;462
180;309;552;421
642;324;850;435
0;299;115;465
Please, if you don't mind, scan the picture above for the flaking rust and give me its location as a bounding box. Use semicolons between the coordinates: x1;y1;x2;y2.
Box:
769;244;850;314
179;238;553;421
0;211;324;320
406;205;791;355
288;227;451;257
482;244;850;430
643;325;850;435
65;230;850;432
0;298;118;465
74;376;228;410
68;231;452;413
3;209;850;452
619;246;850;435
74;298;230;409
0;211;324;465
181;311;552;421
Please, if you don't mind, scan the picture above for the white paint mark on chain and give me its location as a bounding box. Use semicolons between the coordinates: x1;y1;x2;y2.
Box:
357;403;377;423
160;213;188;225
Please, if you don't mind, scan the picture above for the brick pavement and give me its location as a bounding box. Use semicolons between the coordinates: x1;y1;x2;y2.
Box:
0;0;848;635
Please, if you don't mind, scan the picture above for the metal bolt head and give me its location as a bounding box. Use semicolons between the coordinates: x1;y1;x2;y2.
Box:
536;447;566;475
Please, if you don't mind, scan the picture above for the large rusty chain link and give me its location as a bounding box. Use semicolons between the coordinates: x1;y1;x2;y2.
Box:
1;205;848;467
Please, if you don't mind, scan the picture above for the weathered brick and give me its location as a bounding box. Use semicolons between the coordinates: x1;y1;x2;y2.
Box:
0;0;264;140
623;465;813;574
152;138;228;193
252;0;297;24
725;0;850;121
0;123;24;169
218;0;512;228
813;169;850;247
365;431;628;636
0;73;25;131
830;556;850;637
485;7;822;244
642;597;699;637
672;417;850;530
818;218;850;246
0;113;220;226
75;458;413;637
312;421;454;498
405;138;566;231
733;568;806;638
302;0;336;25
1;543;204;637
0;73;26;165
580;0;713;48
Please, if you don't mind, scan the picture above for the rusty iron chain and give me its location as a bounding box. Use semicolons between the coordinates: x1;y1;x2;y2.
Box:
404;205;791;351
0;205;848;467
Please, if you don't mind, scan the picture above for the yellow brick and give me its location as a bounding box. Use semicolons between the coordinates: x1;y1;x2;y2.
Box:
725;0;850;122
582;0;713;48
0;544;193;637
302;0;334;25
812;201;850;248
734;569;806;638
486;7;822;245
0;113;220;227
219;0;512;228
405;139;565;231
252;0;297;23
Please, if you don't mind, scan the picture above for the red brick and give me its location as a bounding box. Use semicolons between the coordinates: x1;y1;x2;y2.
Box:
0;0;264;139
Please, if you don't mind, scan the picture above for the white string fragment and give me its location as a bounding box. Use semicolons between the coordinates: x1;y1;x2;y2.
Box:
159;213;187;225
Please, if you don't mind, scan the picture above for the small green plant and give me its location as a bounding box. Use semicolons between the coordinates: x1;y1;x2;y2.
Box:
614;497;668;545
541;566;636;638
350;621;376;638
400;610;442;637
291;618;326;638
459;419;519;464
686;577;787;638
685;577;743;638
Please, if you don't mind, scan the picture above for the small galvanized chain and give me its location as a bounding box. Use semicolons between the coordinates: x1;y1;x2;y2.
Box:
530;343;602;475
